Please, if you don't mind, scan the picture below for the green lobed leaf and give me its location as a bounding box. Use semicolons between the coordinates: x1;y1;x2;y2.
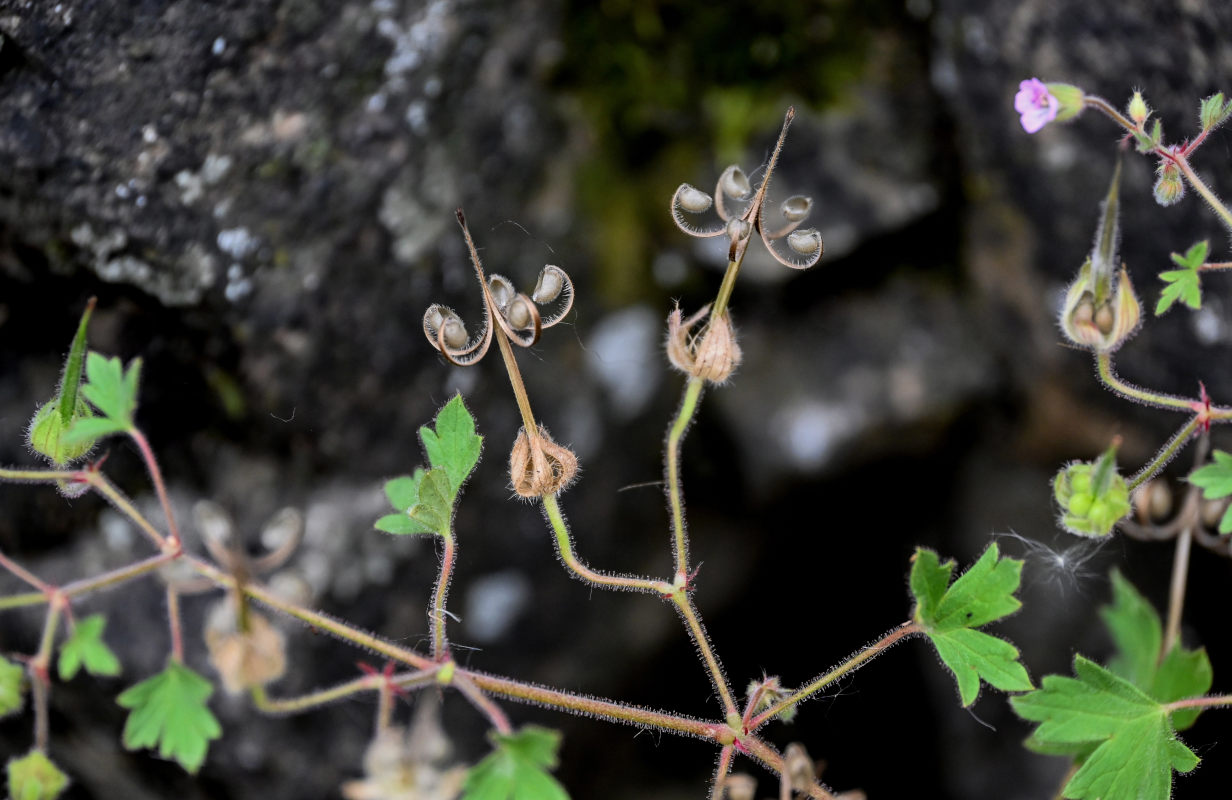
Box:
419;394;483;500
65;352;141;443
1011;656;1198;800
1100;571;1212;731
1189;450;1232;533
463;726;569;800
116;662;221;774
407;468;452;534
1199;92;1232;130
58;614;121;681
384;469;425;512
6;750;69;800
0;656;24;718
910;544;1032;706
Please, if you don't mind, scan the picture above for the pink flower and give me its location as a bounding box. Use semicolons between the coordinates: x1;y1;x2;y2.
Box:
1015;78;1059;133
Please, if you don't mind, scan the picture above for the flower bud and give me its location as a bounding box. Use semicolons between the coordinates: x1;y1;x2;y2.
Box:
27;398;96;466
205;601;288;693
1127;91;1150;125
1044;82;1085;123
5;751;69;800
1153;161;1185;206
1053;446;1131;537
666;306;742;385
677;184;713;214
509;425;579;498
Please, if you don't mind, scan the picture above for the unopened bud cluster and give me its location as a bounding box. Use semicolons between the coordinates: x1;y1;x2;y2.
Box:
1052;453;1131;538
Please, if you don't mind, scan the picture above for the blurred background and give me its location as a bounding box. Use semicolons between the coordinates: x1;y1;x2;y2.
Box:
2;0;1232;797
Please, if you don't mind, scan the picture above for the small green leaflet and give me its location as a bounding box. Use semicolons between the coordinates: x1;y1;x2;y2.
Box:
1155;240;1207;316
6;750;70;800
910;544;1032;706
0;655;24;718
64;352;143;445
116;662;221;774
1011;656;1198;800
58;614;121;680
1199;92;1232;131
1100;571;1212;731
375;394;482;537
1189;449;1232;533
463;726;570;800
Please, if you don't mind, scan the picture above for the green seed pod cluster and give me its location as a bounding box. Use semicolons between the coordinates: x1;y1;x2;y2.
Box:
1053;456;1131;537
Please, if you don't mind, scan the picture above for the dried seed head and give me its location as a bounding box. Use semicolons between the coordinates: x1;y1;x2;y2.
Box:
665;305;742;385
205;602;287;693
510;425;579;498
1059;262;1140;352
721;774;756;800
783;742;817;791
781;195;812;222
787;227;822;255
1133;479;1172;523
720;165;751;199
424;305;468;351
677;184;714;214
1201;496;1229;530
532;265;565;304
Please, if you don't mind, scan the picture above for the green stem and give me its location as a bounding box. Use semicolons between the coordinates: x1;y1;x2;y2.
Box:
0;592;46;611
1161;527;1193;660
738;737;837;800
541;494;672;594
188;555;436;671
166;585;184;663
0;549;50;593
1082;95;1139;132
1095;353;1199;413
710;745;736;800
252;675;380;714
1165;694;1232;713
454;673;512;734
1128;417;1202;490
130;429;181;548
666;378;704;575
431;530;456;660
61;552;178;597
460;667;725;741
748;622;922;731
1199;261;1232;272
1175;156;1232;231
672;593;737;716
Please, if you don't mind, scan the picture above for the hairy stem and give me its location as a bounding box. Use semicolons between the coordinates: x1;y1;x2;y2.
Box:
1166;694;1232;712
1174;156;1232;232
130;429;181;548
251;675;384;715
1128;416;1202;490
62;552;178;597
1095;353;1201;412
541;494;672;594
739;737;837;800
749;622;922;730
710;745;736;800
166;585;184;662
666;377;704;575
431;530;456;659
0;549;50;593
672;593;737;716
454;673;512;734
0;592;46;611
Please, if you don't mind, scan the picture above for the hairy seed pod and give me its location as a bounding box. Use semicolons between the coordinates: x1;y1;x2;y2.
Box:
205;602;287;693
509;426;579;498
677;184;713;214
1201;497;1228;530
787;228;821;255
1133;479;1172;522
441;316;467;349
781;195;812;222
726;218;752;242
507;297;533;329
720;165;751;199
784;743;816;791
487;274;514;311
533;266;564;303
